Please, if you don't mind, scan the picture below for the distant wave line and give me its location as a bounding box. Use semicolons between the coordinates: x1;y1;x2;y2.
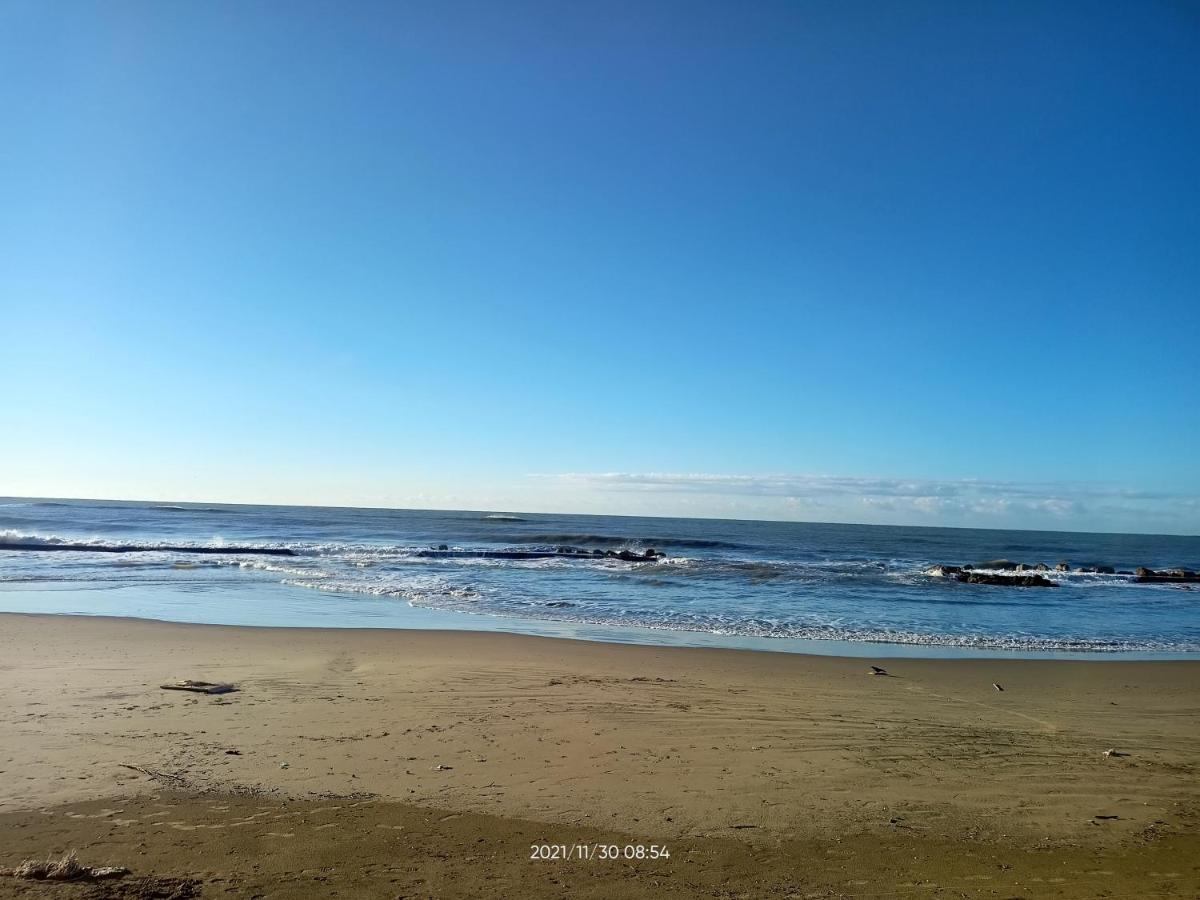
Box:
0;537;294;557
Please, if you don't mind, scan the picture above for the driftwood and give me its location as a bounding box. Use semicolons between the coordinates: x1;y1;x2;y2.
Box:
160;680;237;695
0;851;128;881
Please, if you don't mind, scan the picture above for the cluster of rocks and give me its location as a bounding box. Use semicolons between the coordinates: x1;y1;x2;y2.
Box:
925;559;1200;588
591;547;665;562
1133;566;1200;584
957;571;1059;588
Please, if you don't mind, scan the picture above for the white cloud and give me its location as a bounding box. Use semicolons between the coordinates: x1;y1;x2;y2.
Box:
528;472;1200;533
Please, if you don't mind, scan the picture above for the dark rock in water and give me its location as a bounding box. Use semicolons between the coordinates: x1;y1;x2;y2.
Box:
974;559;1020;570
1095;565;1116;575
1077;566;1099;574
1034;563;1050;572
612;549;662;562
956;572;1058;588
1118;570;1132;575
924;564;963;577
1133;567;1199;584
1016;563;1029;571
545;600;575;608
1055;562;1070;572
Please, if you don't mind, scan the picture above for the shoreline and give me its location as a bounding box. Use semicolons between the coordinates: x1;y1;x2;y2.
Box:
11;608;1200;661
2;612;1198;896
4;592;1199;661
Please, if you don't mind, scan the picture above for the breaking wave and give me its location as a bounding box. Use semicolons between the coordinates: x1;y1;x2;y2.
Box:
400;591;1200;653
0;530;293;556
481;532;746;550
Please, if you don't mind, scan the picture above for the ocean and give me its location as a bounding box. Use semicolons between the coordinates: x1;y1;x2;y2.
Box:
1;498;1198;658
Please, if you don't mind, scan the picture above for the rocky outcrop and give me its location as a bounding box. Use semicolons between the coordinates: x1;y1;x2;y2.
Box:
608;549;665;562
1133;567;1200;584
956;572;1058;588
923;564;963;577
928;559;1199;586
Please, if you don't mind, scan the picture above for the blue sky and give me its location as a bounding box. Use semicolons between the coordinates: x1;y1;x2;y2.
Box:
2;1;1197;533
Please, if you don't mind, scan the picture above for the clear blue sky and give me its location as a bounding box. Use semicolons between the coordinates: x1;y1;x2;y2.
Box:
2;1;1197;533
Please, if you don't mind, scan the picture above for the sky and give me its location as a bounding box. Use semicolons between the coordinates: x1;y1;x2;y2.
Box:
1;1;1198;534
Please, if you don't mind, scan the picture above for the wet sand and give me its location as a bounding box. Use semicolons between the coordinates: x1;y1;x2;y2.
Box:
1;613;1198;897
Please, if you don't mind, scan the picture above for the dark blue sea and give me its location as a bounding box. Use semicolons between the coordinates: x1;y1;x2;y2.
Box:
2;498;1198;658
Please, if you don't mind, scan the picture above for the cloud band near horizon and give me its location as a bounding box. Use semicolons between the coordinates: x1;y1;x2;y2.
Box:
529;473;1200;533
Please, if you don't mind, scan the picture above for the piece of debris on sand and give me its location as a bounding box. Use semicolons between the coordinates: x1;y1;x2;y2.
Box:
868;666;889;676
0;850;128;881
1103;748;1130;758
160;679;237;695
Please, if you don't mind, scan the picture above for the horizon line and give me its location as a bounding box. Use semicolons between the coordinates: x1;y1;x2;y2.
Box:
3;493;1197;540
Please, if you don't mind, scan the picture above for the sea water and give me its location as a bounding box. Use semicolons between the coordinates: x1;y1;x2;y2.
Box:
1;498;1198;658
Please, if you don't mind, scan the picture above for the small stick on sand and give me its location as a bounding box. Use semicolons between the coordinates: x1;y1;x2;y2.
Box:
993;683;1004;691
119;764;186;783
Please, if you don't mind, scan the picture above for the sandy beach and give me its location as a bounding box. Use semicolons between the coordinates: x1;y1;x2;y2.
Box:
1;612;1198;898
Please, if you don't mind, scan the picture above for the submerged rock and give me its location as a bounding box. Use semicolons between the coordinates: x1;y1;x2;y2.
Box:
931;560;1194;586
923;564;963;577
1134;567;1200;584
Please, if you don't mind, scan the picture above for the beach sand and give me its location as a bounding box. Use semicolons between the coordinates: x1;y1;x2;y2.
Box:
0;613;1197;897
